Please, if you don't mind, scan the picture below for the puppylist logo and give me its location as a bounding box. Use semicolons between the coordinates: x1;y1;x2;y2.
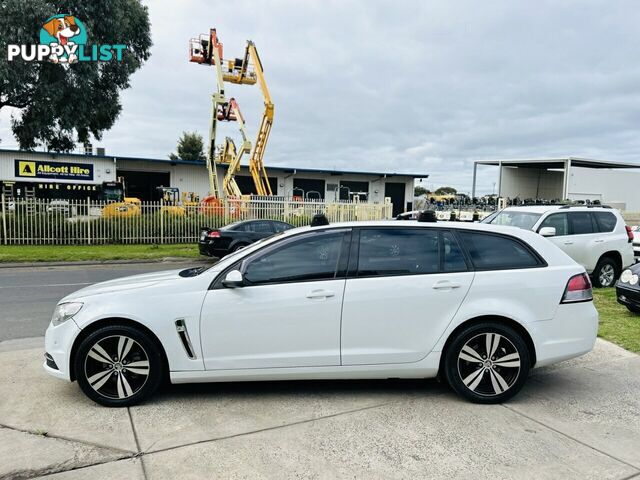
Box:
7;14;126;64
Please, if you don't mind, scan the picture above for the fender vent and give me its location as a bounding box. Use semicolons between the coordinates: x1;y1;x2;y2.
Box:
175;319;196;359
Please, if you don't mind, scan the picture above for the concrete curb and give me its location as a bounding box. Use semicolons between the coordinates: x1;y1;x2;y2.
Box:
0;257;213;269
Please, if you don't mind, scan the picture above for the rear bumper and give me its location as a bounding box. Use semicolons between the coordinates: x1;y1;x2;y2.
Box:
616;284;640;310
528;301;598;368
198;242;227;258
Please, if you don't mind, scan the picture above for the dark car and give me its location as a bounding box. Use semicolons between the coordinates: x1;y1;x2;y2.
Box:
616;263;640;314
199;219;294;258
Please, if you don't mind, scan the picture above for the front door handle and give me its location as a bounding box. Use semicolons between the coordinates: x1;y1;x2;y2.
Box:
306;290;335;299
432;281;461;290
594;239;604;243
563;241;574;245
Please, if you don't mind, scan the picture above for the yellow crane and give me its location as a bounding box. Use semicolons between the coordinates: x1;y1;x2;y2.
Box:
190;28;274;198
223;40;274;196
219;98;252;197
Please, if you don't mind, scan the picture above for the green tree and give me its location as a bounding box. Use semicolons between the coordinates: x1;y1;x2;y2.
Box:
0;0;152;151
169;132;205;161
434;186;457;195
414;186;430;197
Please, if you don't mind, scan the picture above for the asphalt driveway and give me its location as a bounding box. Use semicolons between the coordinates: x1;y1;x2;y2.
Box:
0;338;638;479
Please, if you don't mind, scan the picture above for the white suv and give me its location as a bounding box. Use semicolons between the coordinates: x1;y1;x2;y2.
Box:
45;220;597;406
484;206;635;287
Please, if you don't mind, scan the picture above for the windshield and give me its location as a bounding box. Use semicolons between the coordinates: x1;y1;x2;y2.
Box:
487;211;542;230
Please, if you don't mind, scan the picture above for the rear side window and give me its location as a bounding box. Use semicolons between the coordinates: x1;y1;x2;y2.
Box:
458;231;542;270
357;229;440;276
593;212;617;233
272;222;293;233
569;212;595;235
539;213;569;236
248;221;274;233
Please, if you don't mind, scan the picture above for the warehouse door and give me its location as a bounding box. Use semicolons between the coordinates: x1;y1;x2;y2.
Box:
384;182;406;216
117;170;170;201
293;178;325;199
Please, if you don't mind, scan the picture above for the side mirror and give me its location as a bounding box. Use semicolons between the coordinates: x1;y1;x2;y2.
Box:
222;269;244;288
539;226;556;237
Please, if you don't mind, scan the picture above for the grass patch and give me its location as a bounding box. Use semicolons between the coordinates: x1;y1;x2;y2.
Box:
0;244;200;263
594;288;640;353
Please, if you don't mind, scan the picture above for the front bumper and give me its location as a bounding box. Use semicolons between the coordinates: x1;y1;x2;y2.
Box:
44;318;81;381
616;284;640;310
528;301;599;368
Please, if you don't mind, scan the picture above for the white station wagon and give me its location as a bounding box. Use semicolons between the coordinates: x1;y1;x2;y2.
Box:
45;219;598;406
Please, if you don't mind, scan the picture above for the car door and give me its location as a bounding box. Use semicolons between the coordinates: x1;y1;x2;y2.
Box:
537;212;578;258
340;228;474;365
200;229;351;370
566;212;602;271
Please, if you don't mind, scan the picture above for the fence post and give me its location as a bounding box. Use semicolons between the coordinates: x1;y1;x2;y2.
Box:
86;197;91;245
160;198;164;244
1;193;6;245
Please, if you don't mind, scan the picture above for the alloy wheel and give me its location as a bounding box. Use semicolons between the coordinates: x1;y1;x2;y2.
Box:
599;264;615;287
84;335;150;400
457;333;521;397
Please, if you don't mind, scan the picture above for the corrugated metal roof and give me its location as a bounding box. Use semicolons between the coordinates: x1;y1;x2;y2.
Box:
0;148;428;178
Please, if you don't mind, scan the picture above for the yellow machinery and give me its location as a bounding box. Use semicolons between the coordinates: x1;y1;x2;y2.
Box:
101;177;142;218
189;28;274;198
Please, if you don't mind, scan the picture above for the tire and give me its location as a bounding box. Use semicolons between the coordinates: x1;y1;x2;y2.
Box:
443;322;531;404
74;325;164;407
627;305;640;315
592;257;619;288
231;243;247;252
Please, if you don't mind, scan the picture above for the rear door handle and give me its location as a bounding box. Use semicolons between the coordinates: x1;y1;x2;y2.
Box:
306;290;335;299
433;281;461;290
594;240;604;243
563;241;573;245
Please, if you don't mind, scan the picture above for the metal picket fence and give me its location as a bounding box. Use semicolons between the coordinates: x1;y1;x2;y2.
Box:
0;195;393;245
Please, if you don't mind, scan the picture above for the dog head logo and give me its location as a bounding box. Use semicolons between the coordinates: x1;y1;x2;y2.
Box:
39;14;87;63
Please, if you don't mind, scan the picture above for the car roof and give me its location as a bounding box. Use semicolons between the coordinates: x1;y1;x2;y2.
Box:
499;205;618;215
281;220;532;238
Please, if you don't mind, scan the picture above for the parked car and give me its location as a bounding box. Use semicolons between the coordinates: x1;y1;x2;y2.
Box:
616;264;640;314
632;225;640;260
45;219;597;407
198;219;294;258
483;205;635;287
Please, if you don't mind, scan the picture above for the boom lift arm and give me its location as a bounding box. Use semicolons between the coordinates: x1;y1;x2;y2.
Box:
221;98;252;197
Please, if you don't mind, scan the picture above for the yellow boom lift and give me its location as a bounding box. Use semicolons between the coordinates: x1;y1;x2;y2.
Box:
189;28;274;198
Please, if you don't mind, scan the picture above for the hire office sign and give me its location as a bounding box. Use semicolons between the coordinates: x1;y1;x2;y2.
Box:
15;159;94;181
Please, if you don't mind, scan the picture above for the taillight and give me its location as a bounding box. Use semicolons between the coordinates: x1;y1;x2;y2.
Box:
626;225;634;243
207;230;221;238
561;273;593;304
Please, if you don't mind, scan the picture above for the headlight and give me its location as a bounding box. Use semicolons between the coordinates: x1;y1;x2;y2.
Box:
631;274;639;286
51;302;83;326
620;269;633;283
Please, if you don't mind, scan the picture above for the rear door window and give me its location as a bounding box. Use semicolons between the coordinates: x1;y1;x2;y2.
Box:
458;231;543;270
442;231;467;272
357;228;440;277
248;221;274;233
539;213;569;236
568;212;596;235
593;212;617;232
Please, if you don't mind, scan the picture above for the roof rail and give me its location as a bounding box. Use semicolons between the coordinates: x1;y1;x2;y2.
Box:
558;205;612;209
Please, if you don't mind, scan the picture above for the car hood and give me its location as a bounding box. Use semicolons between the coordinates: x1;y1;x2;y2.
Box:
63;268;185;301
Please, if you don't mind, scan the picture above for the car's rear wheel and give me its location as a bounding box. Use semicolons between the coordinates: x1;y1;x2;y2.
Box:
74;325;164;407
444;322;531;404
592;257;619;288
231;243;248;252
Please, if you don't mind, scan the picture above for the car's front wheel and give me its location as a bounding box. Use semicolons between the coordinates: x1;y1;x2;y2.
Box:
74;325;164;407
443;322;531;404
627;305;640;315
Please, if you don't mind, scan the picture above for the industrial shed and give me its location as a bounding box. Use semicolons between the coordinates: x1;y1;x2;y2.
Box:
472;157;640;211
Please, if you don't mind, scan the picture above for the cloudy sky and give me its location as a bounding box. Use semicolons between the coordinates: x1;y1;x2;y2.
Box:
2;0;640;194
